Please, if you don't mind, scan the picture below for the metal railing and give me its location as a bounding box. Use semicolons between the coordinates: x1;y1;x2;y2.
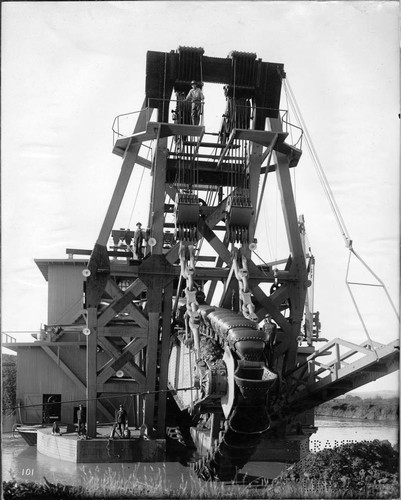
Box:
286;337;398;400
111;100;303;150
2;332;16;344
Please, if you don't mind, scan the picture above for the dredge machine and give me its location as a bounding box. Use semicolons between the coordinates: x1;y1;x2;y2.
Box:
72;47;398;480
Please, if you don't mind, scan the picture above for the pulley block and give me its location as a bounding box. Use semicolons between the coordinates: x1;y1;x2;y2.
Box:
175;192;200;242
225;193;253;244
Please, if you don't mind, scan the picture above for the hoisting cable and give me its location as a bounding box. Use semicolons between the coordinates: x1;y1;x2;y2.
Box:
127;166;146;229
284;78;351;245
255;147;274;227
8;386;198;413
127;140;151;228
283;78;399;352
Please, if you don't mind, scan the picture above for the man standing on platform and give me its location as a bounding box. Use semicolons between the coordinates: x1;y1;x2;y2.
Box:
77;404;85;436
115;404;128;437
133;222;144;259
186;81;204;126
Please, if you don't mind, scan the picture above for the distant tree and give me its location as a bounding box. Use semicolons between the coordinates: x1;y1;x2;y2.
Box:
2;354;17;414
345;394;362;402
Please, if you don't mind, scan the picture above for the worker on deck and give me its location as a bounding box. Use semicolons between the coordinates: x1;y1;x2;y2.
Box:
262;314;277;369
77;404;85;436
133;222;144;259
115;404;128;437
186;81;204;126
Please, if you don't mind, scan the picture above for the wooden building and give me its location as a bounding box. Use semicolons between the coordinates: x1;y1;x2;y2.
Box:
6;257;139;428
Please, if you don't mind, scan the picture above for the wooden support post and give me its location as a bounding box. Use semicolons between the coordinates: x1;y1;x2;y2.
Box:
144;311;160;434
97;99;149;247
275;152;304;258
247;142;263;245
156;281;174;437
148;135;168;254
86;307;98;437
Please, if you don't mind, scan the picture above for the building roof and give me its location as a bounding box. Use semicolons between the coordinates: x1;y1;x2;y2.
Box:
35;259;88;281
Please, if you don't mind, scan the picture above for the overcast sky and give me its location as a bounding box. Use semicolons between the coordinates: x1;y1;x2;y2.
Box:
2;1;399;394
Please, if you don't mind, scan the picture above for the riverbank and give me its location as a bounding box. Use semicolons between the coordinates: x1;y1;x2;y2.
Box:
3;440;399;499
315;395;398;421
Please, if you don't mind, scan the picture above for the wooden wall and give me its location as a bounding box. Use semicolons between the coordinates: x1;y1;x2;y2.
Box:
47;262;85;325
16;346;141;426
16;346;85;424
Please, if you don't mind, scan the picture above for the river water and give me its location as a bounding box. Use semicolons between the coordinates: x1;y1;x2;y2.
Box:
2;418;398;488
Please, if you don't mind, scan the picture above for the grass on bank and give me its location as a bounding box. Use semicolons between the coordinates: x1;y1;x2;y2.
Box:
3;440;399;499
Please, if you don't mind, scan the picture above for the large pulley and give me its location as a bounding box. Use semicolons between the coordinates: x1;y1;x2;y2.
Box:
225;192;253;244
175;192;199;243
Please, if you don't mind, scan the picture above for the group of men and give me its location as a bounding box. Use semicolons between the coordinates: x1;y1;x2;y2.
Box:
77;404;148;440
77;404;128;437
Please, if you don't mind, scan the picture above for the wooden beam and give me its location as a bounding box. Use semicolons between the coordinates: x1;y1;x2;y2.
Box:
97;98;149;247
144;311;160;434
275;151;304;258
98;280;148;328
97;325;147;337
41;346;86;391
156;282;173;437
206;231;230;304
197;218;231;265
149;134;168;254
97;337;147;385
86;307;98;437
96;381;145;393
41;344;114;422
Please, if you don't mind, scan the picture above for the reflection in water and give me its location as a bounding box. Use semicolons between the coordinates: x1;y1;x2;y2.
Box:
2;419;399;487
311;418;399;452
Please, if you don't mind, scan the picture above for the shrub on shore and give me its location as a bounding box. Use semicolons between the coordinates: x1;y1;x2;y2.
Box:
274;439;399;498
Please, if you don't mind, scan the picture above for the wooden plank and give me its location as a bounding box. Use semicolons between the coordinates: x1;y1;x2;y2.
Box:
155;122;204;138
234;128;287;146
171;152;246;161
66;248;134;258
113;130;157;153
4;342;86;347
182;141;240;149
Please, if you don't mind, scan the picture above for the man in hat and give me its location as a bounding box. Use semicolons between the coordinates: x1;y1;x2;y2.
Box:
262;314;277;369
115;404;128;437
186;81;204;125
77;404;85;436
133;222;144;259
